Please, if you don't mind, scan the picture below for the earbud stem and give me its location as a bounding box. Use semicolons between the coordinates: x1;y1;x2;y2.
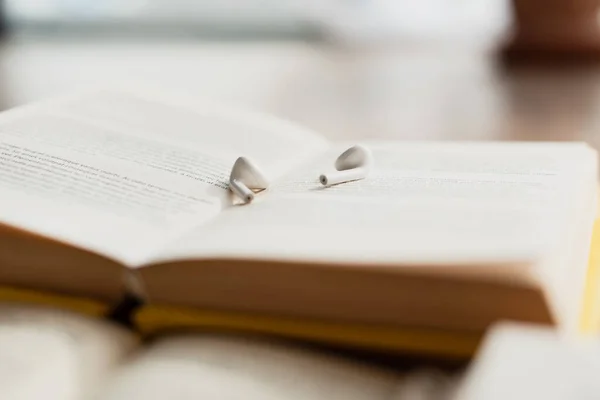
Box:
319;168;368;186
230;178;255;203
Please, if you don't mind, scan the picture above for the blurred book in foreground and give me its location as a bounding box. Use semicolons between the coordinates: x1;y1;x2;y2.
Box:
96;334;404;400
0;304;136;400
0;304;458;400
455;322;600;400
0;86;597;359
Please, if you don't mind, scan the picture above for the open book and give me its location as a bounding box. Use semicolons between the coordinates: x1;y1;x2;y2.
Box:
0;87;598;358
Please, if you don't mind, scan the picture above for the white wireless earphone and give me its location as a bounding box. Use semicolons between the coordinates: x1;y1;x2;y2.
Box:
229;156;269;204
319;145;373;186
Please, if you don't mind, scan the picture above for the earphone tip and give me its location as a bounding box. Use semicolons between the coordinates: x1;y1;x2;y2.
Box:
334;144;373;171
230;157;269;189
319;175;328;185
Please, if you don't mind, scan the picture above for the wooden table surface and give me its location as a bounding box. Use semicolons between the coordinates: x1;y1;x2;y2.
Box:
1;37;598;148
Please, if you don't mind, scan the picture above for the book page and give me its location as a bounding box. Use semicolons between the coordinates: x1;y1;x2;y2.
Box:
0;88;327;265
0;304;137;400
158;141;596;267
96;334;400;400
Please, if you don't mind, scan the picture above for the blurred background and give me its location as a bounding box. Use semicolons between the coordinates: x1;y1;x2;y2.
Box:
0;0;599;145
